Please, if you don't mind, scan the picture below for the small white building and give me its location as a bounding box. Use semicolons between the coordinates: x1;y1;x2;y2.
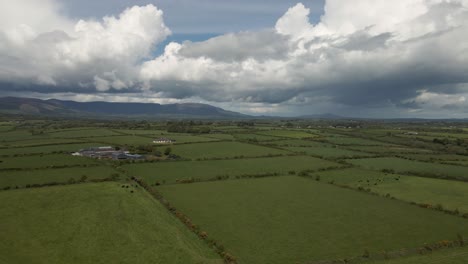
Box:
153;138;175;144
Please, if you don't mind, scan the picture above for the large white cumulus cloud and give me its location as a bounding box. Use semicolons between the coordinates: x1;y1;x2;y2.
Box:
1;0;468;116
0;1;170;92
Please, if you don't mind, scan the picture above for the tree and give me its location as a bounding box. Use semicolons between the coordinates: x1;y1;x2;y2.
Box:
164;147;172;156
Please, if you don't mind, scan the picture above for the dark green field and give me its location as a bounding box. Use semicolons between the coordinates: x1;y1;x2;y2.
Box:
313;168;468;213
170;141;289;160
158;176;468;264
348;157;468;180
0;166;120;188
124;155;341;184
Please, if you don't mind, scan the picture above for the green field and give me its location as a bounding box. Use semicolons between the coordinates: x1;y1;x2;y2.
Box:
400;153;468;163
0;183;221;263
0;142;105;156
171;141;289;160
267;139;331;147
162;134;219;144
158;176;468;264
348;157;468;180
0;153;97;169
257;129;318;138
348;145;433;154
324;136;392;146
91;135;154;146
285;146;374;158
0;138;85;148
313;168;468;213
124;156;340;184
48;128;122;138
114;129;167;135
233;133;281;141
0;166;119;188
369;246;468;264
202;134;235;140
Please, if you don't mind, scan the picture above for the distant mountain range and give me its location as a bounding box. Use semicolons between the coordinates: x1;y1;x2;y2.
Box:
0;97;249;119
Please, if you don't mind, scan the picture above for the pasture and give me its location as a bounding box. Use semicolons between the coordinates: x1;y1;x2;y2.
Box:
348;157;468;180
256;129;318;138
0;153;97;169
313;168;468;213
232;133;281;141
48;128;122;138
170;141;289;160
1;119;467;263
0;142;105;156
285;146;374;158
124;155;341;184
0;183;221;264
0;166;119;188
158;176;468;264
369;246;468;264
324;136;393;146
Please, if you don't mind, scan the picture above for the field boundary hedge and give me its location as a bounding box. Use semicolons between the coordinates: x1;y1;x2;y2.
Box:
132;177;237;263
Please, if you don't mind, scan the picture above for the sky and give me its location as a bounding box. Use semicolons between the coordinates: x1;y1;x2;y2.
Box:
0;0;467;118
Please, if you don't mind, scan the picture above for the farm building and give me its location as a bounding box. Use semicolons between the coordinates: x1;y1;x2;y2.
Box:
72;146;144;160
153;138;176;144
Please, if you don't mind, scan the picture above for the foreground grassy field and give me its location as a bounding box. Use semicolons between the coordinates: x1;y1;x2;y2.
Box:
158;176;468;264
124;156;341;184
313;168;468;213
0;183;221;264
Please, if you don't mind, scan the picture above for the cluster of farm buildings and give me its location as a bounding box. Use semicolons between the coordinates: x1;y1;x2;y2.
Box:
72;138;175;160
72;146;144;160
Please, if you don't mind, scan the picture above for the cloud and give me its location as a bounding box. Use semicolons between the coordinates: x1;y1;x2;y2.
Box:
1;0;468;117
0;2;170;92
139;0;468;114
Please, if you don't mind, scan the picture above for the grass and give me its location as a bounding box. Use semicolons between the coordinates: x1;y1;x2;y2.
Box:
0;130;50;142
368;246;468;264
324;136;393;146
91;135;154;146
348;157;468;180
48;128;122;138
257;129;318;139
162;134;219;144
171;141;289;160
124;156;340;184
233;133;281;141
0;143;106;156
313;168;468;213
348;146;433;154
0;138;85;148
267;139;331;147
113;129;167;135
0;166;119;188
202;134;235;140
0;183;221;264
158;176;468;264
285;146;374;158
0;154;97;169
400;154;468;163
